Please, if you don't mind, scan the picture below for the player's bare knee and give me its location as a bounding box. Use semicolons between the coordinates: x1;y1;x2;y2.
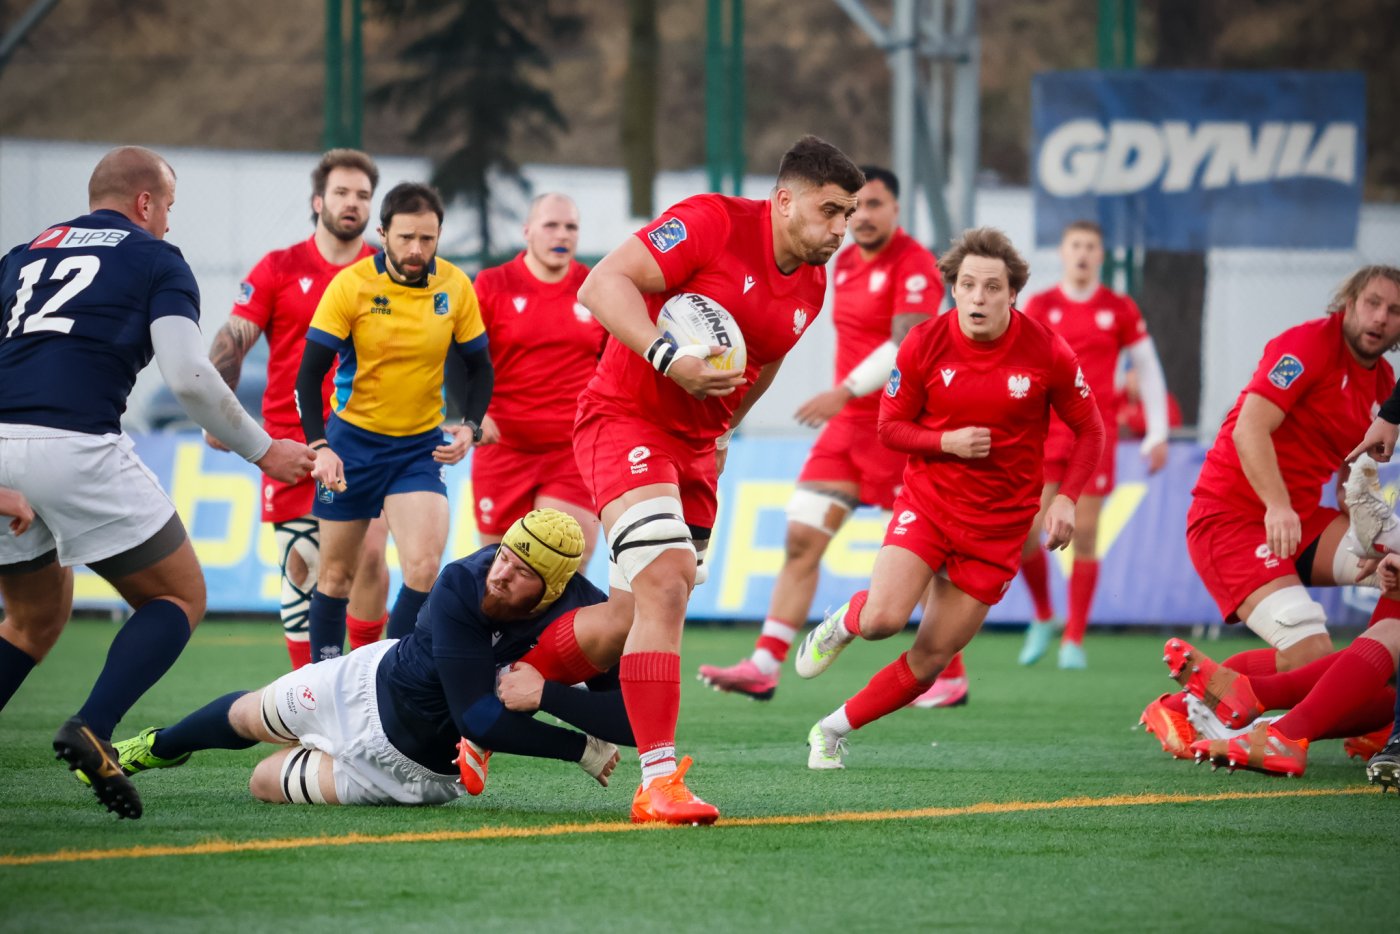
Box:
399;558;440;592
783;523;830;567
1275;634;1333;672
317;562;355;598
859;602;907;639
1360;618;1400;657
249;756;287;803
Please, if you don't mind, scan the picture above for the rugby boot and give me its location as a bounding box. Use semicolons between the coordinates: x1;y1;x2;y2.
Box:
1189;721;1308;777
1343;726;1392;761
455;738;491;796
806;722;848;770
697;658;778;700
54;716;142;819
1018;618;1057;666
1139;693;1197;759
78;726;192;785
1162;638;1264;729
1058;641;1088;670
1343;453;1398;557
630;756;719;825
1365;733;1400;793
795;605;857;678
908;675;969;709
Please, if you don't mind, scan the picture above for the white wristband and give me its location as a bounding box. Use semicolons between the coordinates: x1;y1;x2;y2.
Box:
841;340;900;397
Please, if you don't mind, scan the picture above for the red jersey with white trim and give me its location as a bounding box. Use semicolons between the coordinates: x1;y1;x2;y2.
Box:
882;310;1099;536
1193;312;1394;519
230;235;376;438
1023;284;1145;447
474;253;603;450
578;194;825;441
831;228;942;420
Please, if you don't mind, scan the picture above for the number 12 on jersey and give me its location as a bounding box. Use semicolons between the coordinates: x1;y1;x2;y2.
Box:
4;255;101;337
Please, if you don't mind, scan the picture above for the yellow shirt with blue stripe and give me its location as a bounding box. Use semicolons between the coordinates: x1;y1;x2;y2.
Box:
307;254;487;436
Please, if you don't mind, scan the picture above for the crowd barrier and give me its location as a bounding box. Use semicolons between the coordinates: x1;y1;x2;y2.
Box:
64;433;1385;627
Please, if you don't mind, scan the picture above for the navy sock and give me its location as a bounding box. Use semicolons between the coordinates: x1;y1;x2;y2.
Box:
385;585;429;640
77;598;190;739
151;691;257;759
308;592;348;662
0;636;38;713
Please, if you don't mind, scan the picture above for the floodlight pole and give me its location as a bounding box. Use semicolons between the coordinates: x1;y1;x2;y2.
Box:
0;0;60;78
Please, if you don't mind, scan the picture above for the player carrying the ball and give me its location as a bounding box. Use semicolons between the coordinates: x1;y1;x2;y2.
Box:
794;227;1105;769
574;136;865;823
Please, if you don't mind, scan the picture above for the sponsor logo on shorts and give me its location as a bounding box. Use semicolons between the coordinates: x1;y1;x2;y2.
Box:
893;510;916;536
646;218;687;253
236;281;255;305
296;685;317;711
316;482;334;504
628;445;650;475
886;367;901;397
1008;374;1031;399
793;308;808;335
1095;309;1115;330
1255;542;1280;569
433;292;450;316
480;496;494;518
1267;354;1304;390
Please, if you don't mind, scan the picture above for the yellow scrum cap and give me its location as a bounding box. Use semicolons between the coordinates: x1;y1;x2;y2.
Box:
500;508;585;612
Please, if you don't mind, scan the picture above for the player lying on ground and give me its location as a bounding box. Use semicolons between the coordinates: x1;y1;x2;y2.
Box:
98;510;635;806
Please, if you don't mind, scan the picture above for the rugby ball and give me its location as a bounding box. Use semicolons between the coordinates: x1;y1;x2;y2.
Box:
657;292;747;372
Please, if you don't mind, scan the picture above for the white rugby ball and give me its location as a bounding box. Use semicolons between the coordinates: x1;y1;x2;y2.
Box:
656;292;747;372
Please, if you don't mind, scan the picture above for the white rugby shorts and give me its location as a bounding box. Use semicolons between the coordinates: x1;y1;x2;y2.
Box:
265;640;463;806
0;426;176;568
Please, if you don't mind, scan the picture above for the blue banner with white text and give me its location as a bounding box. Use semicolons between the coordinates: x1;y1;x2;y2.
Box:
1032;70;1365;250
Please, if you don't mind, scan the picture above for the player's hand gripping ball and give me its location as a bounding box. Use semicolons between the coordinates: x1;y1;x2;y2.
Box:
656;292;747;372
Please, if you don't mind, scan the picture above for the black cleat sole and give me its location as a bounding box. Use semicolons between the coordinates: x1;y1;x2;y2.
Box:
53;717;142;820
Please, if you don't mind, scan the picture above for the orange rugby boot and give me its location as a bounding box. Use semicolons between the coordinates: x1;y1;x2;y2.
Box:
1139;693;1196;759
1162;638;1264;729
1343;726;1392;761
630;756;719;826
1189;721;1308;777
455;738;491;796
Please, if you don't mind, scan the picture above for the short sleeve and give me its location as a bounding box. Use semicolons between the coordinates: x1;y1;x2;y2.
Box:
891;244;944;317
146;245;201;324
633;195;729;291
1242;327;1320;415
453;274;488;351
307;266;357;345
230;252;278;329
1118;295;1148;349
472;266;502;329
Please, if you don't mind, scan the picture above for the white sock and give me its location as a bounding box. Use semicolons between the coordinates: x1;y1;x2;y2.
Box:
639;746;677;784
751;648;781;675
819;705;853;738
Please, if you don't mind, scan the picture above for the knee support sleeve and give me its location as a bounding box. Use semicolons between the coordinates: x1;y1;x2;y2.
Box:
1245;586;1329;651
785;487;856;536
606;496;694;593
1332;544;1379;588
274;519;320;639
258;683;299;744
280;747;329;804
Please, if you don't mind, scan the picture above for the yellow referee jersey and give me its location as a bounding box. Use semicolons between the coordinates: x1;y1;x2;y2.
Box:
307;254;487;436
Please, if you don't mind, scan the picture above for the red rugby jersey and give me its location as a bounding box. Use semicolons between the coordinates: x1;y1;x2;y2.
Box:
830;228;942;421
230;235;376;438
880;310;1103;536
475;253;603;450
578;194;826;441
1193;312;1394;519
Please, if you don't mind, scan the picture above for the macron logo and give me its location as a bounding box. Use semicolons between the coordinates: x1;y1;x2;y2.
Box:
743;275;755;294
298;277;313;294
940;368;956;386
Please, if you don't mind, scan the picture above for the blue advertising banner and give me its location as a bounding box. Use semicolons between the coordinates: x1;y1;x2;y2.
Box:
1032;70;1365;251
63;434;1385;629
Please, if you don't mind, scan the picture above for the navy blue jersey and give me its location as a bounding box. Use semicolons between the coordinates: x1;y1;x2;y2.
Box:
376;545;607;773
0;210;200;434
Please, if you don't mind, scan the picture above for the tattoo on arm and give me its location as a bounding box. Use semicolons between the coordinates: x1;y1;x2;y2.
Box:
209;317;263;389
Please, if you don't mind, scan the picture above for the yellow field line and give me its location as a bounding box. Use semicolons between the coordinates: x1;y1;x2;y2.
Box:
0;786;1374;867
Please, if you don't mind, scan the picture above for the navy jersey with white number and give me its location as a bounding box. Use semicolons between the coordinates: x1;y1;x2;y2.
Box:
0;210;200;434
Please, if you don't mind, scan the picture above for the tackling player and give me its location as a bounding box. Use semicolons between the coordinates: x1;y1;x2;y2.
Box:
793;227;1105;770
696;166;948;702
205;149;392;669
295;183;494;664
1139;265;1400;759
1017;220;1170;669
575;135;865;822
0;146;315;818
471;192;605;559
103;510;633;806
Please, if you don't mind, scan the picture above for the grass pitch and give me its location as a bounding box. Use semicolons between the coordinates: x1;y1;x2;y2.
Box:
1;620;1395;933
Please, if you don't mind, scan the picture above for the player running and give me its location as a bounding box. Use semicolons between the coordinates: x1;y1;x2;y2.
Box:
471;192;605;560
206;148;391;668
0;146;314;818
575;136;865;822
1017;220;1171;669
697;166;948;703
1139;265;1400;759
103;510;633;806
794;227;1105;770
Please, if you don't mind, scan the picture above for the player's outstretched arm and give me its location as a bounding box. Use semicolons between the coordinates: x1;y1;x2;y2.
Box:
1126;337;1171;472
1348;416;1400;464
204;317;264;451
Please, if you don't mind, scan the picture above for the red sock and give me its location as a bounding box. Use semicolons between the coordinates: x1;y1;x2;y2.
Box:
842;590;869;637
846;652;931;729
1248;653;1339;709
1222;648;1277;678
346;612;387;650
755;618;800;662
1324;686;1397;738
518;610;605;684
619;652;680;753
285;638;311;670
1020;547;1054;621
941;651;965;679
1369;596;1400;628
1273;637;1396;741
1062;559;1098;644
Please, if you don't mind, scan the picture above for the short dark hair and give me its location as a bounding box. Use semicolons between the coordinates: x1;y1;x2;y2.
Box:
938;226;1030;295
777;136;865;194
1061;219;1103;241
858;165;899;199
312;148;379;199
379;182;445;229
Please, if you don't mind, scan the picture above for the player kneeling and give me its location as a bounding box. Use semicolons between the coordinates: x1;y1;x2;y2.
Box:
101;509;636;805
